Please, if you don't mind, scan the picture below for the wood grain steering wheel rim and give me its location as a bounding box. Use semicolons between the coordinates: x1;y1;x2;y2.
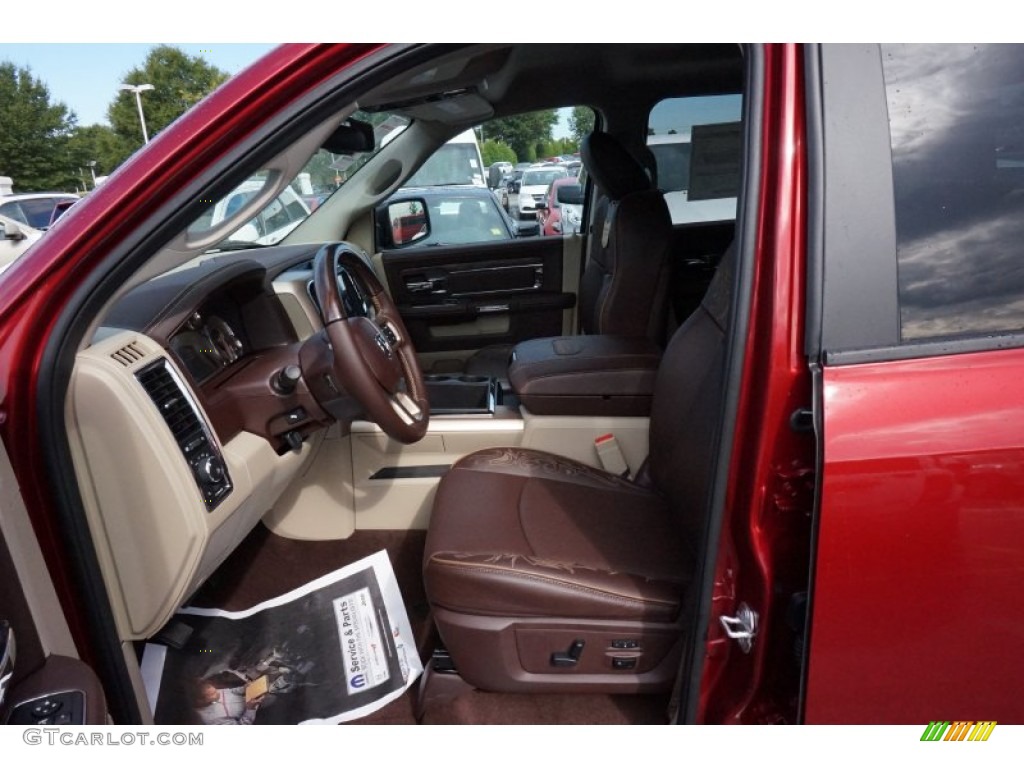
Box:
311;242;428;444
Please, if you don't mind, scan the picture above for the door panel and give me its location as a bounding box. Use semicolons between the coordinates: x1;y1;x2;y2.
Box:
806;349;1024;723
382;237;574;355
0;447;107;724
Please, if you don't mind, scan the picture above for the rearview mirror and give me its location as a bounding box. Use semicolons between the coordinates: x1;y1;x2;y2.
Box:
556;184;584;206
321;118;375;155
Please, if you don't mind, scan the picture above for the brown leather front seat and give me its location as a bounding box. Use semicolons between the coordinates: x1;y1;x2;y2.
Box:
463;131;672;382
424;243;736;693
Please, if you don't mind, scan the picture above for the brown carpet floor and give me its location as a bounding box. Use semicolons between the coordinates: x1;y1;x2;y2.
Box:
188;524;671;726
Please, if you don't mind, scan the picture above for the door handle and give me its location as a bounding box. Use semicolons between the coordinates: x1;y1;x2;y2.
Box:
405;274;448;294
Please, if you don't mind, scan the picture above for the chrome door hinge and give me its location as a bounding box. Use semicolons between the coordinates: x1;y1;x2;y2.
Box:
719;602;758;654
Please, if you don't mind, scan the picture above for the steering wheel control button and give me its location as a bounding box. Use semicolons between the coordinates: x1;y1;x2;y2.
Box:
374;332;393;358
381;324;399;347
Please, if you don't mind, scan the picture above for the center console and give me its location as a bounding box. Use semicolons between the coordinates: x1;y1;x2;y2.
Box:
424;374;502;415
508;335;661;417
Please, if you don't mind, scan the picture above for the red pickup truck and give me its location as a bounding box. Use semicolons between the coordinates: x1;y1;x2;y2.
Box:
0;43;1021;730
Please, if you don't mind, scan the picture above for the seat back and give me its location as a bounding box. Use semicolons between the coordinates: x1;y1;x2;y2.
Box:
457;200;490;240
579;132;672;341
648;241;735;543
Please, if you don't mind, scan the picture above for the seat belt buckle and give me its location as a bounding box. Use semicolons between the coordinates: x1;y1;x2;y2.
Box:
594;433;630;478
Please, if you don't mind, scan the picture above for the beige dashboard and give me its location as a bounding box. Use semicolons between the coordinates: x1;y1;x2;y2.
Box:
67;332;314;641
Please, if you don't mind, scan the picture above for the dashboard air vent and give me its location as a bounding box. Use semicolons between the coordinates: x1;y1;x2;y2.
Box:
135;359;232;512
110;341;146;366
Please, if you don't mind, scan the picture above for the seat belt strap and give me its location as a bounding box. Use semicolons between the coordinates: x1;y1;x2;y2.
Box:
594;433;630;478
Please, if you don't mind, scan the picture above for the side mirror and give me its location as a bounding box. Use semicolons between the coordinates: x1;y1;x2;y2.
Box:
385;199;431;247
516;220;540;237
1;221;25;241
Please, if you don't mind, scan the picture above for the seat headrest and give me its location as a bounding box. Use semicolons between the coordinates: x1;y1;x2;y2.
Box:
581;131;653;201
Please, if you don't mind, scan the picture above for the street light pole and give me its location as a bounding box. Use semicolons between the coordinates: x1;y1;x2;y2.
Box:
118;83;155;144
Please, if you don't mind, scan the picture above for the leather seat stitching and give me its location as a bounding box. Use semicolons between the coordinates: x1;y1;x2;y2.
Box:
429;555;679;609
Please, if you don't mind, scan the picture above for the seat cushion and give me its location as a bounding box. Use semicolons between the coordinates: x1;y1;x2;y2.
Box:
424;448;691;623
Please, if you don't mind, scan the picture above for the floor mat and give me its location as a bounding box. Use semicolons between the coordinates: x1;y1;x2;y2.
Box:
177;525;671;726
420;689;671;725
142;550;422;724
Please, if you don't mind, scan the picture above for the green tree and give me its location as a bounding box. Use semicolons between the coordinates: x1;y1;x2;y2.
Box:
481;139;516;167
108;46;229;160
0;63;78;192
66;124;122;190
484;110;559;162
538;137;579;159
568;106;595;144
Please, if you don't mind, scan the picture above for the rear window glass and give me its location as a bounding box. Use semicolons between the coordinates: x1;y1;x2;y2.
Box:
883;44;1024;341
647;94;742;224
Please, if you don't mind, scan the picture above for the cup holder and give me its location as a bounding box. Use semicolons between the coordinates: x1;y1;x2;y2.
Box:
424;374;498;414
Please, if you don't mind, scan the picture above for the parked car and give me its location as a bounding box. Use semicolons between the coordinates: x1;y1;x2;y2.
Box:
0;193;79;231
45;198;78;228
2;43;1023;737
515;165;569;219
193;177;311;247
376;185;537;248
0;213;42;273
536;177;584;236
500;163;532;211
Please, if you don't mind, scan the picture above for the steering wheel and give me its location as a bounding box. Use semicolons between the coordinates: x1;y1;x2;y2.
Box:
310;242;428;443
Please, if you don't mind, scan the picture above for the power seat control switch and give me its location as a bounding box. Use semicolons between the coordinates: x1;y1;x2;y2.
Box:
610;639;639;649
551;639;586;668
6;691;85;725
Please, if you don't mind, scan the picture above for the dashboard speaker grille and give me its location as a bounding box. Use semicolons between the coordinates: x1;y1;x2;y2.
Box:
110;341;146;366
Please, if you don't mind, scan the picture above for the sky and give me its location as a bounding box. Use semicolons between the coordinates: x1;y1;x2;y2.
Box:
3;44;278;127
1;43;574;138
0;6;989;133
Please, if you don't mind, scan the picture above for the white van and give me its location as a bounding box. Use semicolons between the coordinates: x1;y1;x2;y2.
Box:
404;128;486;188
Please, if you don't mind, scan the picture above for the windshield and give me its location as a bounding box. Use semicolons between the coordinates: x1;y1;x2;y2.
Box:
521;168;567;187
192;111;410;250
427;196;509;246
405;143;485;187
